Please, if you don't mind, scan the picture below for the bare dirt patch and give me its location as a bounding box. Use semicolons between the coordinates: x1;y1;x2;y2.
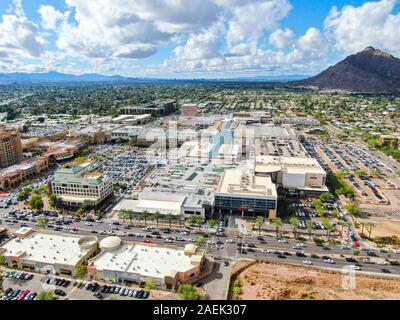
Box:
236;262;400;300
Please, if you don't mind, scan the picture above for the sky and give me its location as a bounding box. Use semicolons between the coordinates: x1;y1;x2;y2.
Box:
0;0;399;78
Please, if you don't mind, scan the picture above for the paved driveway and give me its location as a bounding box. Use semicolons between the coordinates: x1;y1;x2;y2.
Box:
202;260;231;300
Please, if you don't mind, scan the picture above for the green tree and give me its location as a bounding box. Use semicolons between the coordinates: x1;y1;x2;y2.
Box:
154;211;161;229
35;291;58;300
178;284;208;300
165;213;174;229
140;211;149;228
289;216;300;239
0;254;6;266
76;208;85;217
315;204;325;217
118;210;127;223
319;192;333;203
195;236;206;246
306;220;315;239
36;216;49;228
75;265;87;278
345;203;360;218
287;204;295;215
255;216;264;235
194;216;204;231
29;194;44;212
17;188;31;201
207;219;217;229
271;218;283;237
49;194;61;211
321;218;333;241
145;277;156;296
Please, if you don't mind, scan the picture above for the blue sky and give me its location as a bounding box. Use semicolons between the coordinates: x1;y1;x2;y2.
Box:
0;0;399;78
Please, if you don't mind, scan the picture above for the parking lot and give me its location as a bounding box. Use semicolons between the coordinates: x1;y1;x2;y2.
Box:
311;140;396;205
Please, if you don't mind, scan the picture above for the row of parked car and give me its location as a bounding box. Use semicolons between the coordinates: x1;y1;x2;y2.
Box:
2;288;37;300
42;276;71;288
2;271;33;281
99;285;150;299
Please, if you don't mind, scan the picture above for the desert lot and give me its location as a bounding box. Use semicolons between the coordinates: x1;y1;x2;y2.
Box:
236;262;400;300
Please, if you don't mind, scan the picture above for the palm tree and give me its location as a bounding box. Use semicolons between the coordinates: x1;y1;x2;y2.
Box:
154;211;161;229
126;211;133;225
255;216;264;235
321;218;333;241
289;216;300;239
118;210;127;223
166;213;173;229
365;221;376;239
272;218;283;237
140;211;149;228
306;220;315;239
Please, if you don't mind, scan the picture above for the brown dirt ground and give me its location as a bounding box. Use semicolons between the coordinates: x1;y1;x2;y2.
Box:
236;262;400;300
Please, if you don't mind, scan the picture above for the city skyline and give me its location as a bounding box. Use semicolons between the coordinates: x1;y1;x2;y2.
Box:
0;0;400;78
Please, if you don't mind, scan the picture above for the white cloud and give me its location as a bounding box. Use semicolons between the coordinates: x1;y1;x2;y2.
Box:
269;28;294;49
0;14;46;58
38;5;69;30
324;0;400;56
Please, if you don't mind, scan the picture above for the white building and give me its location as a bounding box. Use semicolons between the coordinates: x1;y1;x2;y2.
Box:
0;227;98;276
88;237;205;289
50;160;113;207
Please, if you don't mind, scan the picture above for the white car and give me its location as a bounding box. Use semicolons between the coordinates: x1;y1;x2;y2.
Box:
302;260;312;265
225;239;234;243
394;249;400;254
84;222;92;226
323;258;335;264
277;239;288;243
261;249;270;254
347;265;361;271
165;239;173;243
376;260;389;265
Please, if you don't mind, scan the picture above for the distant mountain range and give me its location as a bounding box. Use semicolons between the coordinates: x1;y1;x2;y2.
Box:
2;47;400;93
294;47;400;93
0;71;307;85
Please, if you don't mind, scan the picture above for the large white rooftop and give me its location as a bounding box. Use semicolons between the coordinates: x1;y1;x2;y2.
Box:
92;242;200;279
112;198;183;215
0;229;95;266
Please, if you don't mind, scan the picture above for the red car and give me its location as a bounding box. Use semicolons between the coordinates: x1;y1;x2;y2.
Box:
144;240;153;244
72;227;79;232
19;290;30;300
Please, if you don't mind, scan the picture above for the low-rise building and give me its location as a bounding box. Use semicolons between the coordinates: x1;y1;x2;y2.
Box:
0;228;98;276
214;167;278;218
49;160;113;207
181;104;199;117
122;100;175;117
0;156;49;190
88;237;205;289
255;156;328;195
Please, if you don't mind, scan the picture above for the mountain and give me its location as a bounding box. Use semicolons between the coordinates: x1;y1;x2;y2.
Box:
0;71;133;84
0;71;308;85
294;47;400;93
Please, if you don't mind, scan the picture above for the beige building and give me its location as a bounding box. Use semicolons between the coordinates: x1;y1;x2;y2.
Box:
88;237;206;289
0;125;23;168
181;104;199;117
0;228;98;276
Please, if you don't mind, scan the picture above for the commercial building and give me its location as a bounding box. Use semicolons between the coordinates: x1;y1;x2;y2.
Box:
255;156;328;195
214;167;278;218
68;123;124;144
0;125;23;168
0;227;98;276
122;100;175;117
88;237;205;289
49;160;113;207
181;104;199;117
112;114;151;125
0;156;49;190
112;188;207;218
110;126;142;142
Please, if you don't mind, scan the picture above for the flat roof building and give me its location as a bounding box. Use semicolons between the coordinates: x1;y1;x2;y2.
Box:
50;160;113;207
255;156;328;195
0;228;98;276
88;237;205;289
122;100;175;117
215;167;278;218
